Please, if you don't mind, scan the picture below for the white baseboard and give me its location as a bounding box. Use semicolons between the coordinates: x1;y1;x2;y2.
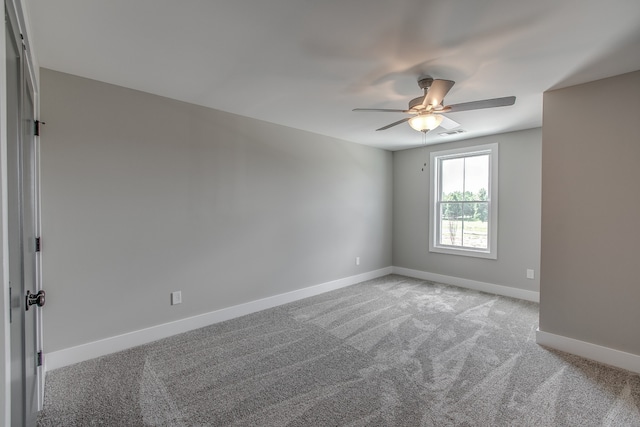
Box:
536;328;640;374
392;266;540;302
45;267;393;371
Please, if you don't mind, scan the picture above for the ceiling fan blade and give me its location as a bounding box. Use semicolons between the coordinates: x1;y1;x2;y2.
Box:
353;108;409;113
423;79;455;108
376;117;411;131
439;115;461;130
447;96;516;113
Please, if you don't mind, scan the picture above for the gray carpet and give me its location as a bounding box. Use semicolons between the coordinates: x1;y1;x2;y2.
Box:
38;275;640;426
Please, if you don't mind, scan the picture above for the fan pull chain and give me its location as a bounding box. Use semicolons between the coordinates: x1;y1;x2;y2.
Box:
421;131;427;172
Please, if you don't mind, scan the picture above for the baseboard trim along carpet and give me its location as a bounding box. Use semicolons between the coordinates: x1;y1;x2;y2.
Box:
45;267;393;371
536;328;640;374
392;266;540;303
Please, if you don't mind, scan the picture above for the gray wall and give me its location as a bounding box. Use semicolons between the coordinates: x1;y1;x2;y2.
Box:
393;128;542;292
540;70;640;355
40;69;393;353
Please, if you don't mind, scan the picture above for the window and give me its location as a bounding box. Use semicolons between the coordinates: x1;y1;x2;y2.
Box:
429;143;498;259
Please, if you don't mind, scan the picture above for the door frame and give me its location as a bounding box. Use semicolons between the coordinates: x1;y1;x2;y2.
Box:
1;0;41;424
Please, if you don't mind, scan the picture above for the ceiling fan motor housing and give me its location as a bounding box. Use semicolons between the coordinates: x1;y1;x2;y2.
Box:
417;77;434;89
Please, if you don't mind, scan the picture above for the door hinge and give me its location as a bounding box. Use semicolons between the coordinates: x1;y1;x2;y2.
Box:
34;120;45;136
35;237;41;252
37;351;43;367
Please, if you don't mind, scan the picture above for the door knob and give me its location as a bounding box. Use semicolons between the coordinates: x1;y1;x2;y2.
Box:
26;290;45;310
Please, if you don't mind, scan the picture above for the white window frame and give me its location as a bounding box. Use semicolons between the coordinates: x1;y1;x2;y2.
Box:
429;143;498;259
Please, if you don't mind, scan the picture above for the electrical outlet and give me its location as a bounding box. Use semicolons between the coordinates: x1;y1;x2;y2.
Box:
171;291;182;305
526;269;535;280
356;257;360;266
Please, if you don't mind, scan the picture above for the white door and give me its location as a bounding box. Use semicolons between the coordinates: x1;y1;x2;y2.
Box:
21;68;40;426
6;3;43;425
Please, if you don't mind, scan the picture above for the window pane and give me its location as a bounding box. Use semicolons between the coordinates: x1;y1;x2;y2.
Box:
463;155;489;201
441;157;464;200
462;209;488;249
461;201;474;220
439;203;462;246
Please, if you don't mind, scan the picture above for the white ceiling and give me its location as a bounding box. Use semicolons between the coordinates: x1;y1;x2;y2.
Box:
24;0;640;151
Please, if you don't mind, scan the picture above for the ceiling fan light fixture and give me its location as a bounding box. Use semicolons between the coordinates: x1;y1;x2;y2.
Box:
408;114;443;132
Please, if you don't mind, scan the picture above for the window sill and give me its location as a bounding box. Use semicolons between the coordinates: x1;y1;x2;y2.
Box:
429;245;497;260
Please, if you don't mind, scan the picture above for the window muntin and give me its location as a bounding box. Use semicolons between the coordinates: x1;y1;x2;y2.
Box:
430;144;498;259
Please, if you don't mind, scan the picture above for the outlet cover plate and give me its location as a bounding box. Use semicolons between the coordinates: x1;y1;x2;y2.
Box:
171;291;182;305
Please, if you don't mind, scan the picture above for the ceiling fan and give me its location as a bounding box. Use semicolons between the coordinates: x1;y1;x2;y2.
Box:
353;77;516;133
